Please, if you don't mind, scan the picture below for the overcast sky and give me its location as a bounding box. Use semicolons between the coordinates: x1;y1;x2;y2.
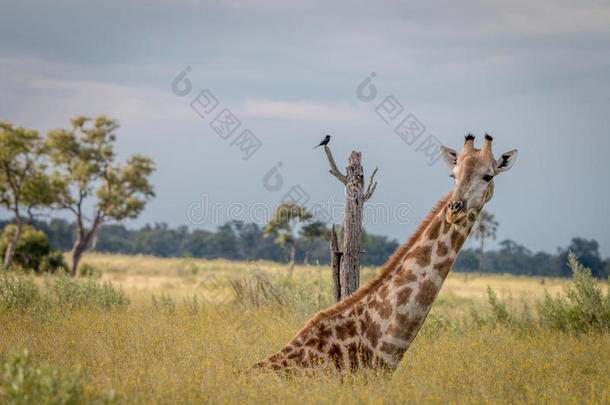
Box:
1;0;609;255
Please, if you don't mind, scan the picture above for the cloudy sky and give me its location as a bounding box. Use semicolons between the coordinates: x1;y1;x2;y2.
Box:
1;0;609;255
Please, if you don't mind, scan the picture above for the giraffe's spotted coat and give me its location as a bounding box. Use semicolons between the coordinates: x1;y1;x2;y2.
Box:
436;240;449;257
252;193;478;374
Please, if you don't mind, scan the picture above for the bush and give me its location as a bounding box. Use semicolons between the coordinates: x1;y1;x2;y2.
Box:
78;263;100;278
0;225;49;271
151;293;176;314
537;252;610;332
0;275;40;311
0;349;116;404
52;275;129;310
39;251;68;274
486;286;510;325
0;273;129;312
0;225;67;273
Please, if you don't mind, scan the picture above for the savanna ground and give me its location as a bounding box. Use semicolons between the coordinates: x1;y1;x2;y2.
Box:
1;254;609;404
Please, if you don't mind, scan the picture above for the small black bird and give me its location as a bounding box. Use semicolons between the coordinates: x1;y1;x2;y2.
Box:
313;134;331;149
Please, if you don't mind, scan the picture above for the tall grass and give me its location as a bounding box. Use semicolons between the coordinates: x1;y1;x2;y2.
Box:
0;350;116;404
0;254;608;403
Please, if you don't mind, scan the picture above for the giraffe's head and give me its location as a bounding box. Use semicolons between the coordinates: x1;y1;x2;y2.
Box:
439;134;517;225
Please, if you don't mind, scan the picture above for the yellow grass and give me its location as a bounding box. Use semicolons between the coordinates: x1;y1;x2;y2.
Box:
1;253;609;404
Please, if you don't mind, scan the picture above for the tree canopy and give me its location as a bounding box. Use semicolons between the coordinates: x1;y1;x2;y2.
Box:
46;116;155;274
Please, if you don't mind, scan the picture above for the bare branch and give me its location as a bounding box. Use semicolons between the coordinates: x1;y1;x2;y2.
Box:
59;202;79;216
363;166;378;202
323;145;347;185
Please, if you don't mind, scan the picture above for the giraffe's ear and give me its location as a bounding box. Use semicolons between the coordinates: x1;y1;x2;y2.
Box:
495;149;518;173
440;146;458;169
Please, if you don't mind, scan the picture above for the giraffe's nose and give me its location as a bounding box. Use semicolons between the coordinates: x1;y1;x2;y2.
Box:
449;200;465;213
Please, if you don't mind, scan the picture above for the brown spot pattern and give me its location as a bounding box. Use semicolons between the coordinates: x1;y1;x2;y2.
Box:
317;324;332;339
433;257;454;280
328;344;344;370
358;345;374;368
335;320;357;340
406;245;432;267
415;279;438;307
379;285;389;299
373;298;393;319
436;240;448;257
363;312;382;348
380;341;406;362
451;230;466;252
307;352;323;367
396;287;412;306
393;269;418;286
268;353;281;363
346;343;360;371
305;337;326;352
387;313;423;340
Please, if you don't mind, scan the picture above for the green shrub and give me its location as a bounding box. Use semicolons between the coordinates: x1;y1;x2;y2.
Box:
78;263;100;278
0;349;116;404
421;312;456;336
0;275;40;311
0;225;66;273
152;293;176;314
536;253;610;332
0;225;49;271
39;251;68;274
486;286;511;325
52;275;129;310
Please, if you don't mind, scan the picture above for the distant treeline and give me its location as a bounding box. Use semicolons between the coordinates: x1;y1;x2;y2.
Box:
1;218;608;278
0;219;398;268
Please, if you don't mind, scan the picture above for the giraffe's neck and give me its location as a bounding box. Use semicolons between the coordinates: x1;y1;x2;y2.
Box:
253;194;476;374
364;196;475;369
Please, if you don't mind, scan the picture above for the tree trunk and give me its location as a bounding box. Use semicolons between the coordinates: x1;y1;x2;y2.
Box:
70;240;87;277
478;238;484;273
288;244;296;274
3;217;23;270
69;213;102;276
87;229;99;253
330;224;342;302
321;146;378;300
341;152;364;298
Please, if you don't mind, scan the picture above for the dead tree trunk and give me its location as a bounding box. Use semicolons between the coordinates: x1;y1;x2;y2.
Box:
330;224;342;302
323;146;378;299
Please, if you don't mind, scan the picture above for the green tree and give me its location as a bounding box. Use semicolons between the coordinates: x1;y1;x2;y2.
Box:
0;122;58;269
264;202;314;272
472;210;498;272
554;238;606;278
46;116;155;275
299;220;327;264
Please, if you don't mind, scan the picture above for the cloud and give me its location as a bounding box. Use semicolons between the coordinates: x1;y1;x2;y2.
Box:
239;99;365;123
0;55;191;136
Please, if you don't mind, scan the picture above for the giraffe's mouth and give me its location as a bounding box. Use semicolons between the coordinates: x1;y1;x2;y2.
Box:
445;211;467;226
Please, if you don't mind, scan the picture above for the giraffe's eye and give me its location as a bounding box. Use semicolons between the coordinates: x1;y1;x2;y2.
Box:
483;174;494;182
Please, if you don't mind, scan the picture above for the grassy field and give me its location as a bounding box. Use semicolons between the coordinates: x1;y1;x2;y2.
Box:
1;254;609;404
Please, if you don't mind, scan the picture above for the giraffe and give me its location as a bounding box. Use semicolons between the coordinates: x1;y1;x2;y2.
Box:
252;134;517;374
